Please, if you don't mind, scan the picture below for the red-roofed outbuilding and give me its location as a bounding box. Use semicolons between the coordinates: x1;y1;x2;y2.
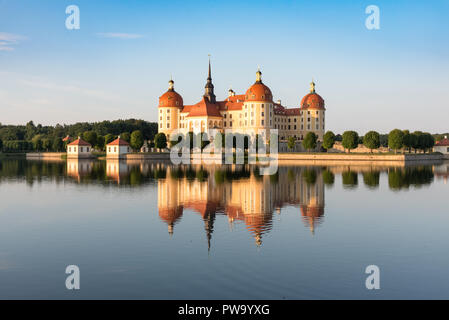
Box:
67;137;93;158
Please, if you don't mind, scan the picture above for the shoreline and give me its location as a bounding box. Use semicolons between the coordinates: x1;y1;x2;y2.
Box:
14;151;447;165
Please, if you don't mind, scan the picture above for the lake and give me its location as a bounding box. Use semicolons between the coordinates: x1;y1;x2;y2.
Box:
0;158;448;299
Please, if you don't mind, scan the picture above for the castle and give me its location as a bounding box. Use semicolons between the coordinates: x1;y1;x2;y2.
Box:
157;60;326;143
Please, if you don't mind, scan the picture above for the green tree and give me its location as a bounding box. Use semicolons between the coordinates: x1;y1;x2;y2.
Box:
420;133;434;153
95;135;105;151
402;130;415;153
342;171;358;188
42;138;52;151
322;131;336;150
83;131;98;147
25;121;37;141
287;136;296;150
130;130;144;150
302;132;317;152
363;171;380;188
388;129;404;153
31;135;43;151
52;137;63;152
104;134;115;145
0;138;3;152
342;131;359;153
303;169;317;185
322;169;335;185
120;132;131;143
411;131;422;153
363;131;380;152
154;132;167;151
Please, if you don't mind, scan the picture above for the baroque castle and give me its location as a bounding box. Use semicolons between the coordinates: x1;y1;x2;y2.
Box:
157;60;326;143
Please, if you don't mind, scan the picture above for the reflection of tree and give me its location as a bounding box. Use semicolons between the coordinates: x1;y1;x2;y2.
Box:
388;167;434;190
303;169;317;185
342;171;358;188
363;171;380;189
322;169;335;186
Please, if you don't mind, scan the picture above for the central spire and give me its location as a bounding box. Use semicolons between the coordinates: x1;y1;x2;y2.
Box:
204;54;216;103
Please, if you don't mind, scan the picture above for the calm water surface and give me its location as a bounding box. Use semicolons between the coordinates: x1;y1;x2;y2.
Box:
0;158;448;299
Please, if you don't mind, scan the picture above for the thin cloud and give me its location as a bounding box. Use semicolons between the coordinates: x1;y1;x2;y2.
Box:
0;32;26;51
96;32;144;39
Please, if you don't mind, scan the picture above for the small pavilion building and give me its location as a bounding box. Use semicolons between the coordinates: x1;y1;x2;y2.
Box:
67;137;92;158
434;136;449;159
106;136;131;159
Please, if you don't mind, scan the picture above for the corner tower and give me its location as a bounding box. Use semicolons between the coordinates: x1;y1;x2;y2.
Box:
158;79;183;140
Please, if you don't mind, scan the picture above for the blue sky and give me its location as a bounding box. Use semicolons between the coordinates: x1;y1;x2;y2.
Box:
0;0;448;133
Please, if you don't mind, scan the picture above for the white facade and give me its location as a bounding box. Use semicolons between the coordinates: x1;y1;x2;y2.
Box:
67;138;92;159
434;145;449;154
106;138;131;159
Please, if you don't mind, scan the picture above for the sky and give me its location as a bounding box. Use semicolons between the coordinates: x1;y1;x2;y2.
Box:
0;0;448;134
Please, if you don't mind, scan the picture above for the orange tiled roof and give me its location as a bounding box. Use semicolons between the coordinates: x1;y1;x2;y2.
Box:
217;94;245;111
285;108;300;115
435;138;449;146
245;82;273;102
107;137;130;146
67;137;91;146
159;89;183;108
300;92;325;110
183;97;222;118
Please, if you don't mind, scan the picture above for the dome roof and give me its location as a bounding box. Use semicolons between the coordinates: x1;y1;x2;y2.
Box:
245;69;273;102
300;81;325;110
158;80;183;108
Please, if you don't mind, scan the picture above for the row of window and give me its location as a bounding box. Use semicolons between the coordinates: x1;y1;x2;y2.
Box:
107;146;131;153
68;146;90;152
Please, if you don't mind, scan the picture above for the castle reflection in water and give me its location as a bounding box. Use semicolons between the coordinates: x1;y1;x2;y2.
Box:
66;159;326;246
46;158;445;247
157;164;325;247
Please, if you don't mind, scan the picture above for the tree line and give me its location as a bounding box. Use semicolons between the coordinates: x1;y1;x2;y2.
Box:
0;119;158;153
320;129;440;153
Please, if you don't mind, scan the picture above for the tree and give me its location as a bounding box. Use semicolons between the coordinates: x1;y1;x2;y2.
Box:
31;135;43;151
42;138;51;151
0;138;2;152
322;169;335;185
130;130;144;150
322;131;336;150
302;132;317;152
287;136;296;150
363;131;380;152
83;131;98;147
95;135;105;151
420;133;434;153
52;137;63;152
402;130;414;153
120;132;131;142
104;134;115;145
154;132;167;151
411;131;422;153
388;129;404;153
342;131;359;153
